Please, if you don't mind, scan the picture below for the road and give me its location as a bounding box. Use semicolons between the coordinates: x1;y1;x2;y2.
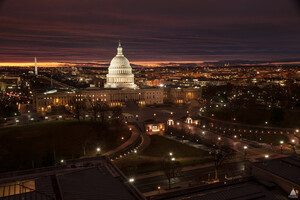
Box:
134;161;245;194
181;123;272;158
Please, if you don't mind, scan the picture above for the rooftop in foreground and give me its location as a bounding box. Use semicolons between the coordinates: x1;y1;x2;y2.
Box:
0;156;144;200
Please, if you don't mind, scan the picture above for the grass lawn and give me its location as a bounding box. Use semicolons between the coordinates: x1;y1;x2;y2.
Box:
231;132;289;145
115;135;210;175
0;120;131;172
141;135;208;157
115;156;211;176
204;107;300;128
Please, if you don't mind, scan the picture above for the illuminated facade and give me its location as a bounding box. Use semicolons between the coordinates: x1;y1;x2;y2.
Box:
164;87;201;104
105;42;137;89
33;88;164;113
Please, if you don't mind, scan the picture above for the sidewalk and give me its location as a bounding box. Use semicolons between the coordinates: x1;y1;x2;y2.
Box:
104;125;141;156
135;161;216;180
138;132;151;152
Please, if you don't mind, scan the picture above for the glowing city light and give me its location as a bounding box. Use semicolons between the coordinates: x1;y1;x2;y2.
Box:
265;155;269;159
129;178;135;183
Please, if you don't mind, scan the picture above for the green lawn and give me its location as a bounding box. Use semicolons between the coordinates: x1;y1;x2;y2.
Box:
204;107;300;128
141;135;208;158
115;135;210;175
230;132;289;145
0;120;131;172
115;156;211;176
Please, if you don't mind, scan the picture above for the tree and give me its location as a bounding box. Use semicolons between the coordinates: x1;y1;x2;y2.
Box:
41;151;55;167
210;145;234;180
87;97;101;120
70;98;86;121
162;157;182;190
0;92;18;117
270;107;284;126
111;106;123;126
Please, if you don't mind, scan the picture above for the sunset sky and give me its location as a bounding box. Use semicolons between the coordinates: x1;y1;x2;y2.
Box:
0;0;300;64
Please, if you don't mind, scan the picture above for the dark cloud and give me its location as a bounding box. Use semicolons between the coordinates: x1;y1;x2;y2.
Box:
0;0;299;63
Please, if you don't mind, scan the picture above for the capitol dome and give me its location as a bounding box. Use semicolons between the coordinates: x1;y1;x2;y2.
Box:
105;41;137;89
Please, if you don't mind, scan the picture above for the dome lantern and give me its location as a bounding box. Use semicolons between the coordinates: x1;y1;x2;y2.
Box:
117;40;123;56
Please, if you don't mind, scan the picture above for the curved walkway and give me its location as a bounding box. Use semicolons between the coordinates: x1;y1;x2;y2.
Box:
104;125;141;157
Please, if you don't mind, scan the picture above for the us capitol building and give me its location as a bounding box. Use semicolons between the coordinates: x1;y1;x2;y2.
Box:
33;42;201;113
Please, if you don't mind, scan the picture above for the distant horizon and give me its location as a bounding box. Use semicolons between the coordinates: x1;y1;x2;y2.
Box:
1;59;300;67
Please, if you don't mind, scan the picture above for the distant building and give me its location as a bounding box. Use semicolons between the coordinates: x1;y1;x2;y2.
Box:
164;87;201;105
0;76;20;91
144;119;165;135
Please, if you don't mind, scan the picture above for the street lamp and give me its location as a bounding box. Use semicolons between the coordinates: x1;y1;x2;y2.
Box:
280;141;284;153
291;139;295;143
129;178;135;183
134;149;137;154
243;146;248;160
265;121;268;125
218;137;221;141
169;152;173;156
60;159;64;164
157;186;161;194
96;147;101;154
291;139;296;153
171;157;175;161
265;154;269;159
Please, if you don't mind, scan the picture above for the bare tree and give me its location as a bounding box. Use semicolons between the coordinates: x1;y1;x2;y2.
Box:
70;98;86;121
162;157;182;190
87;97;101;120
111;106;123;126
210;145;235;180
97;102;110;123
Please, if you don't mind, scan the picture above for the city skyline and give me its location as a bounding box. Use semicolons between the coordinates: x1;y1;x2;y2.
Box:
0;0;300;64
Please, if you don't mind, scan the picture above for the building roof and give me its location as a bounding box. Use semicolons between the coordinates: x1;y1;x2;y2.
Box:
252;156;300;186
0;156;144;200
57;167;137;200
162;178;288;200
144;119;162;124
